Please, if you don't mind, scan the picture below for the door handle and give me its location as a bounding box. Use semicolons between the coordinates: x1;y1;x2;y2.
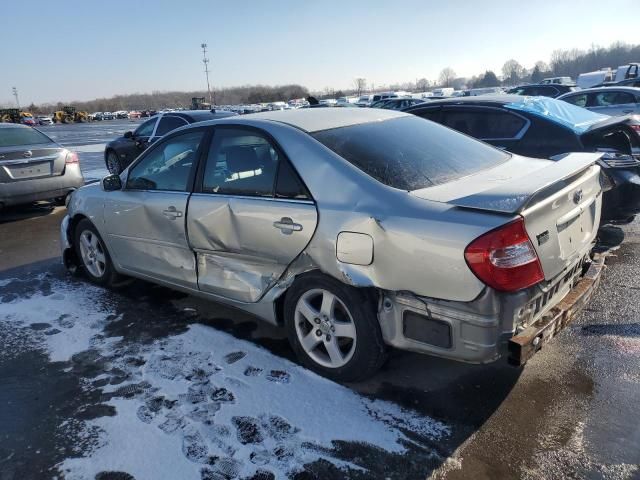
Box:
273;217;303;233
162;206;183;220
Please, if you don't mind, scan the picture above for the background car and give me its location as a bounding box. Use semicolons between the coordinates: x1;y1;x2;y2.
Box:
404;95;640;223
0;124;83;208
104;109;238;174
63;108;602;380
102;112;115;120
37;115;53;125
558;86;640;116
369;97;426;110
507;83;577;98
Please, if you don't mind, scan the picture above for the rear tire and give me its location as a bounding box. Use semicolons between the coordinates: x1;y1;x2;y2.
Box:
74;219;121;287
106;150;123;175
284;272;387;382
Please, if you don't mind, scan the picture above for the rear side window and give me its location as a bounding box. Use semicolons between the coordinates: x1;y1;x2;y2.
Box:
312;116;509;191
593;91;636;106
202;128;279;197
439;109;526;139
275;159;310;200
562;93;588;107
0;127;53;147
156;116;188;136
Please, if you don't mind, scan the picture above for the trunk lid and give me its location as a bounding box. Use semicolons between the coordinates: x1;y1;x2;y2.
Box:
0;143;66;183
411;153;602;280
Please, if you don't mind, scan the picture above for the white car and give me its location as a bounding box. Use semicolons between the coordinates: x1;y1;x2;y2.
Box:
558;87;640;116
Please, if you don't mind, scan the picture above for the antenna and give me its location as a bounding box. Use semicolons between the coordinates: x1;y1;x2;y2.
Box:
201;43;213;106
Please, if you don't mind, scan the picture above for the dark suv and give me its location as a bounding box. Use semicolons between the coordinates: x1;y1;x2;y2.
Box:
507;83;577;98
404;95;640;224
104;110;236;174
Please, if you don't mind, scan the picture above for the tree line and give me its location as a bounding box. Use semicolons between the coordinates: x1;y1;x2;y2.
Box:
21;84;309;114
434;42;639;90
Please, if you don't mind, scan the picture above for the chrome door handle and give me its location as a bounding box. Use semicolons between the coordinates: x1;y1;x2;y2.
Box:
162;206;183;220
273;217;303;233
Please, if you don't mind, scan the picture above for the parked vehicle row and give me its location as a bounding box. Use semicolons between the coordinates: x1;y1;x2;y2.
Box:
62;107;608;381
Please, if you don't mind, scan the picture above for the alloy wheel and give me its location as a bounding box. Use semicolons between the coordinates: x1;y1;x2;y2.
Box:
294;288;357;369
78;230;106;278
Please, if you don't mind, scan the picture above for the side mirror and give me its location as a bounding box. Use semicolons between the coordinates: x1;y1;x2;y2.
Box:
124;131;133;139
101;174;122;192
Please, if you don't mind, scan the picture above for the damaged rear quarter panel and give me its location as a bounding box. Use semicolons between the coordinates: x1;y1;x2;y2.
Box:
248;120;509;303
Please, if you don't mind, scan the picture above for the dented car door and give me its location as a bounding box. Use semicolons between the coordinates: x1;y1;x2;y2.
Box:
187;126;317;302
103;129;207;288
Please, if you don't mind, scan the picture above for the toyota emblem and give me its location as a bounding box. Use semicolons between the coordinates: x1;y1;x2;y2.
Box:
573;189;583;205
23;150;33;158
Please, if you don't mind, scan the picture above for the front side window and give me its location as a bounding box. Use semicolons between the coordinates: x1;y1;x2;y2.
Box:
312;116;509;191
127;130;204;192
439;109;526;139
134;118;157;137
202;128;279;197
156;116;189;136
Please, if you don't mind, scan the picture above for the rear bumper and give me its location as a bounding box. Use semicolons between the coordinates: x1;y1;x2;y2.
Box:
0;164;84;206
378;253;604;364
508;254;604;365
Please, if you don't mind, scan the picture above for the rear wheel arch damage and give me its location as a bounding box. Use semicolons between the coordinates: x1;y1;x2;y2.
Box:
280;270;386;381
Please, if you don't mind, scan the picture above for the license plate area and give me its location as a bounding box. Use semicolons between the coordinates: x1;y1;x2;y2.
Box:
4;161;52;179
556;200;596;259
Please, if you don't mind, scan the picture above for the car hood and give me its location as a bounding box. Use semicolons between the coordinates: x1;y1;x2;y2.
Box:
410;153;602;214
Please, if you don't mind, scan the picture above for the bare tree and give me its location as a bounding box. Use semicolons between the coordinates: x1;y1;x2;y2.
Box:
438;68;456;87
353;78;367;96
502;59;525;85
416;78;430;91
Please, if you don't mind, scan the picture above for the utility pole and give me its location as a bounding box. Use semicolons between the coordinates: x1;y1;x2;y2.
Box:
201;43;213;106
12;87;20;110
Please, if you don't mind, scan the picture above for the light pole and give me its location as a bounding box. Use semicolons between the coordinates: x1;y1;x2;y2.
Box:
201;43;213;106
12;87;20;110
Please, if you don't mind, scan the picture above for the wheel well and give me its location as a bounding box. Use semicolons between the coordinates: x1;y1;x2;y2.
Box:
68;214;89;241
104;148;115;161
273;269;380;326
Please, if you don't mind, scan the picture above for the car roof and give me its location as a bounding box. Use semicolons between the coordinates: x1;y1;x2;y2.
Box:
234;107;407;132
559;86;640;95
406;95;521;107
0;123;30;129
168;110;237;121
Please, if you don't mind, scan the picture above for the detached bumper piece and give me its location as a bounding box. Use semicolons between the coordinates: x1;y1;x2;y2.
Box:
508;254;605;366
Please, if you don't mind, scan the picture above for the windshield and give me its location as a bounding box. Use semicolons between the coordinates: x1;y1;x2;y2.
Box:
505;96;608;133
0;127;54;147
312;116;510;191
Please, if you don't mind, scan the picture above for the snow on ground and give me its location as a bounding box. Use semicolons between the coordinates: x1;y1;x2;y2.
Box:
0;275;450;479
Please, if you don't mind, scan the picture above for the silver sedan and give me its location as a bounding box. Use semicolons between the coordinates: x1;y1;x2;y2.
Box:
0;124;84;208
61;109;604;380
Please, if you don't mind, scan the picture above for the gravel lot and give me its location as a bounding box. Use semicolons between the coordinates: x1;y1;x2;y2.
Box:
0;121;638;480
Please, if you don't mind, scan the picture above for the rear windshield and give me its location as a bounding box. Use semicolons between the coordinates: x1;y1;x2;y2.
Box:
312;116;509;191
0;127;53;147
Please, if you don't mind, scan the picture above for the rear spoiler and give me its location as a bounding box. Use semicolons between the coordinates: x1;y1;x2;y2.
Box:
411;153;602;214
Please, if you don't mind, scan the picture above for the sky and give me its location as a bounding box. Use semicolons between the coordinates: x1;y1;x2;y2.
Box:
1;0;639;105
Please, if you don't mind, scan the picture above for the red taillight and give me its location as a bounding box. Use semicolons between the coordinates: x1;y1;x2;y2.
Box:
464;217;544;292
65;151;79;164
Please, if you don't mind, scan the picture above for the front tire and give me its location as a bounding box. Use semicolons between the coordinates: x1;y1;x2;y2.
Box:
106;150;123;175
284;273;387;382
74;219;120;286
